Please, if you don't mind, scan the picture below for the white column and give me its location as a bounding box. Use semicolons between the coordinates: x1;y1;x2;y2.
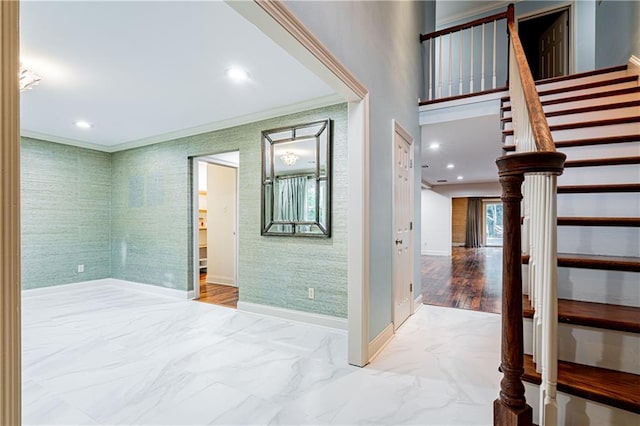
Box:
0;1;22;424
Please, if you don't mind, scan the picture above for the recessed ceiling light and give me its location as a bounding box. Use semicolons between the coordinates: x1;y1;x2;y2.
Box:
429;143;440;150
446;163;455;169
457;175;464;180
74;120;92;129
226;67;249;82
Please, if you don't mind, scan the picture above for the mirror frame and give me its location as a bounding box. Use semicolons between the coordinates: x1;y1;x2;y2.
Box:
261;119;332;237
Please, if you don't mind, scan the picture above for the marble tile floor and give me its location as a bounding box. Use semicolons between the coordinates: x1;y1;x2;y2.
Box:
22;284;502;425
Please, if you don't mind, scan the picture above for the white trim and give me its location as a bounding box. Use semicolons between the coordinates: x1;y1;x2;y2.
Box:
21;278;193;299
413;294;424;313
628;55;640;80
21;94;343;153
421;250;452;256
21;279;111;297
109;279;192;299
367;322;394;362
348;97;370;366
237;301;348;330
191;157;201;300
205;275;236;287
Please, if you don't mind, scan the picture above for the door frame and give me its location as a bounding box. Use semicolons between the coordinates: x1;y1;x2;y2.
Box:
391;119;415;330
191;153;240;300
517;3;573;77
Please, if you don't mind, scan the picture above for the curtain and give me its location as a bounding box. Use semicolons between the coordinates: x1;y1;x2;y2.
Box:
277;176;307;222
465;197;482;248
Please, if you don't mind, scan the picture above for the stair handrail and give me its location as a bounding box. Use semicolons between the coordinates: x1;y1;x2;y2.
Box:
420;8;509;101
494;4;566;426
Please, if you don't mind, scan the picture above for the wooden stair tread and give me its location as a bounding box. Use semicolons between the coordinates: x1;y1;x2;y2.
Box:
557;217;640;227
564;156;640;168
522;253;640;272
523;354;640;414
536;75;638;98
558;183;640;193
500;75;638;103
500;100;640;123
502;116;640;136
501;86;640;111
522;295;640;334
534;64;628;86
502;134;640;152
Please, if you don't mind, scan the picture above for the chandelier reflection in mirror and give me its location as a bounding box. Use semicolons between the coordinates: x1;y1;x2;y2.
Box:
280;152;299;167
19;65;41;92
261;119;331;237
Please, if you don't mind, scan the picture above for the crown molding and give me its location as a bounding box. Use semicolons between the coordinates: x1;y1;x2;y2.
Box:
20;93;344;153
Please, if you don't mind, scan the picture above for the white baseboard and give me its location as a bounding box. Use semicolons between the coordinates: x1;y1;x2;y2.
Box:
22;278;111;297
421;249;451;256
237;301;347;330
413;293;424;313
368;322;394;362
109;279;192;299
206;274;236;286
22;278;192;299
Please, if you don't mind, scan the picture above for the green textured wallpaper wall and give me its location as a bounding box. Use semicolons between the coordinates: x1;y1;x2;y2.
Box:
112;103;348;317
21;137;112;289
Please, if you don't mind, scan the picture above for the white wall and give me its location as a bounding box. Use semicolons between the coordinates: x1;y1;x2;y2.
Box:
285;0;430;341
421;189;452;256
595;0;640;68
206;163;237;286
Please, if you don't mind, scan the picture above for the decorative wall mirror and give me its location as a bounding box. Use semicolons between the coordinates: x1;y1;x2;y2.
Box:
261;119;331;237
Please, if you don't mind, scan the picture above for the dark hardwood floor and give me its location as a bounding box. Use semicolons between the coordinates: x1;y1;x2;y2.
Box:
196;272;238;309
421;247;502;314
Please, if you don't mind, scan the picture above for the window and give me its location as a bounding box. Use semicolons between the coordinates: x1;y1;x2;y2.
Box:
484;201;503;246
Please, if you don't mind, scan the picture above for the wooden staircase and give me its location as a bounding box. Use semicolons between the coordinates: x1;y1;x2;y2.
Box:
501;63;640;424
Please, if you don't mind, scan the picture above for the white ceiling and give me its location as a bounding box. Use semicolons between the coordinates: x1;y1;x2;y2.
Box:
19;1;337;152
421;114;504;186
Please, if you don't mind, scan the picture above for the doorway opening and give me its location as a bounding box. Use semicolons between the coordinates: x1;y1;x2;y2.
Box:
518;7;570;80
192;151;240;308
483;199;503;247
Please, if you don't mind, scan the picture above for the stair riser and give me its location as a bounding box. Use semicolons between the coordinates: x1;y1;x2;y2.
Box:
524;382;640;425
502;107;640;130
559;164;640;185
522;265;640;308
555;141;640;161
534;70;631;92
503;122;640;144
555;226;640;258
524;318;640;374
502;91;640;118
558;193;640;218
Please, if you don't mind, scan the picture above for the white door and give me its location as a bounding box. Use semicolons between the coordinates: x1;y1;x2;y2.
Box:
392;122;414;330
207;164;238;286
539;11;568;79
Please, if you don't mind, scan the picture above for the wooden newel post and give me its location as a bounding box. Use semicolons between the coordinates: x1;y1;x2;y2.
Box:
494;154;532;426
494;172;532;425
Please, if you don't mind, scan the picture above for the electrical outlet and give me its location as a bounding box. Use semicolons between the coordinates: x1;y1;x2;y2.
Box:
308;287;315;299
77;264;84;273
